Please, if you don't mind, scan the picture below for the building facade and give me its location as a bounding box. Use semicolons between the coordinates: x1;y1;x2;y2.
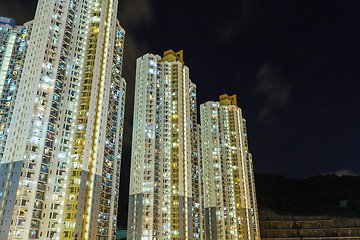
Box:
0;0;126;239
200;94;260;240
127;50;203;239
0;18;33;162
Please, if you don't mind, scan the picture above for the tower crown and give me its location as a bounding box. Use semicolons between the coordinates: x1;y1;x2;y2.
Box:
162;49;184;64
219;94;237;106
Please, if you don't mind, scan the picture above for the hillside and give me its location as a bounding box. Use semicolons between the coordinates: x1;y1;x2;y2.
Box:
255;173;360;218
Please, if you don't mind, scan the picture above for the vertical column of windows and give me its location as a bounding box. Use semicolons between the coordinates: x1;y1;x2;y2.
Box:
0;24;32;162
200;104;210;239
141;57;156;239
0;26;16;97
45;0;83;238
235;111;251;239
62;0;98;238
213;105;224;239
198;124;205;240
189;84;201;239
152;60;161;239
231;107;244;238
97;23;125;240
160;63;171;239
170;63;180;239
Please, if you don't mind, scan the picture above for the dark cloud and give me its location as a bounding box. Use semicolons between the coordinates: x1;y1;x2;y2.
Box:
118;0;154;28
117;0;154;149
325;169;359;177
254;62;291;121
116;0;156;228
119;33;150;149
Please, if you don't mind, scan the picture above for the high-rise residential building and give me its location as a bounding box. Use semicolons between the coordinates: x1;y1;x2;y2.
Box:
200;94;260;240
127;50;203;239
0;0;126;239
0;18;33;162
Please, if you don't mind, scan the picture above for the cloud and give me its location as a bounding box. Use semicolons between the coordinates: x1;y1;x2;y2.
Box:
220;0;267;43
254;62;291;121
325;169;359;177
117;0;154;28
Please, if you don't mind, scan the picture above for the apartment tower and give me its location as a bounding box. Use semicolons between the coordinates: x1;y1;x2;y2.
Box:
127;50;203;239
0;17;33;162
200;94;260;240
0;0;126;239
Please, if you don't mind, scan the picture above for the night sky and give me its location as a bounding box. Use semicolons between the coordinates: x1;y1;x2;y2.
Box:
1;0;360;228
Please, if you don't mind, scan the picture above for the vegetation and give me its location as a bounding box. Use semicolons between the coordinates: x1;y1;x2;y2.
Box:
255;173;360;218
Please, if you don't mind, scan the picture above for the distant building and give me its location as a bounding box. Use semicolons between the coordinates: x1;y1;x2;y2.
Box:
200;94;260;239
116;229;127;240
127;50;203;239
0;16;16;27
0;0;126;239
